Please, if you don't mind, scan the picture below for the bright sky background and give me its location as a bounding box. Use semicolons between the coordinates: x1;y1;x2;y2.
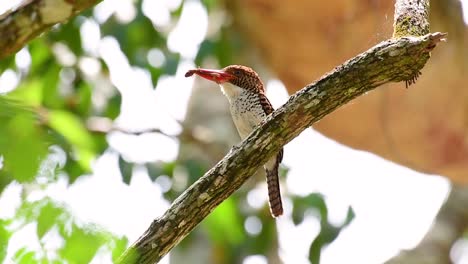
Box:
0;0;468;264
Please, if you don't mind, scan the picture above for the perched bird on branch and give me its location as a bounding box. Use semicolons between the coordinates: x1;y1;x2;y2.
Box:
186;65;283;217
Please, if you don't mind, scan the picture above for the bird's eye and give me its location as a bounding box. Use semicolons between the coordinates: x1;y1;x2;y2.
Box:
234;70;241;76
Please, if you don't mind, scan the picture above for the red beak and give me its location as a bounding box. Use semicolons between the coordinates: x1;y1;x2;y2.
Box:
185;68;234;84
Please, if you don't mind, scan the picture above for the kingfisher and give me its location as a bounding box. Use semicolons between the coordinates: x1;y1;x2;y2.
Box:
186;65;283;217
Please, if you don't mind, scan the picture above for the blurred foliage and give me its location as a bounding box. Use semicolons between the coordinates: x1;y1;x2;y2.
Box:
0;197;127;263
0;0;353;263
292;194;355;264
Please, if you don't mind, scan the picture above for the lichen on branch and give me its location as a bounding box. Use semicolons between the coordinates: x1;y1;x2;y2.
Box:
393;0;430;37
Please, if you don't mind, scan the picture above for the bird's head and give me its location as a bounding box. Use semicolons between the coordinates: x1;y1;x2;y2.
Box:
185;65;265;94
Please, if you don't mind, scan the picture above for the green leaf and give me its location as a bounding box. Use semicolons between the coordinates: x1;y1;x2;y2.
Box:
146;162;163;181
63;157;86;184
13;199;124;263
201;0;218;11
147;161;175;181
0;114;48;182
48;18;83;55
162;161;175;177
163;52;180;75
195;39;215;66
305;193;328;219
111;236;129;262
0;171;13;194
0;55;15;73
74;80;92;116
214;28;238;66
292;193;326;225
183;159;207;184
14;248;38;264
343;207;355;227
41;64;63;109
47;110;96;172
75;148;95;172
118;155;133;185
103;94;121;120
0;220;11;263
48;110;95;152
248;215;276;254
204;198;245;245
0;97;33;118
36;202;63;239
47;109;102;174
148;67;162;87
28;40;53;72
7;79;43;107
306;203;355;264
15;200;41;224
59;225;101;263
46;129;89;182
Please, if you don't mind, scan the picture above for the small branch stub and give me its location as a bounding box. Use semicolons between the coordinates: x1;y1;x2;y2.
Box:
393;0;432;87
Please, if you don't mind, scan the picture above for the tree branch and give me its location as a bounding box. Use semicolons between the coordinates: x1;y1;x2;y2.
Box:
0;0;101;59
117;32;446;263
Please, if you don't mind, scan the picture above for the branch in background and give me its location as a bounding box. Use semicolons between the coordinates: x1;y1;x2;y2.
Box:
85;116;177;138
0;0;102;59
86;116;221;157
117;32;446;263
385;185;468;264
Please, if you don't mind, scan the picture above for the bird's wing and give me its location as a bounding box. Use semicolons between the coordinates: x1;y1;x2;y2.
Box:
258;92;284;217
258;92;274;115
258;93;283;163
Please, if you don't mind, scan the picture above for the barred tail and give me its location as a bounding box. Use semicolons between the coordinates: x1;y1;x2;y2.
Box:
266;166;283;217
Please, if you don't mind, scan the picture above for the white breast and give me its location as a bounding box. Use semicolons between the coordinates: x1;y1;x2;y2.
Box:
219;83;266;139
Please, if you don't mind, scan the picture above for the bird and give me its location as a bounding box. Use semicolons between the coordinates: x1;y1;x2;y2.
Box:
185;65;283;217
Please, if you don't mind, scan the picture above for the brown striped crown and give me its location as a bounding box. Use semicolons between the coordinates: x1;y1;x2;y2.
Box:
222;65;265;93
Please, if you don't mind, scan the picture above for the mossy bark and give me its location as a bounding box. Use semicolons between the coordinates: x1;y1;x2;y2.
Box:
393;0;430;37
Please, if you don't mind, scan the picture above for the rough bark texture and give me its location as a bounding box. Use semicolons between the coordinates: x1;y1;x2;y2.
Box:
117;33;445;263
0;0;101;59
385;185;468;264
393;0;430;37
228;0;468;184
